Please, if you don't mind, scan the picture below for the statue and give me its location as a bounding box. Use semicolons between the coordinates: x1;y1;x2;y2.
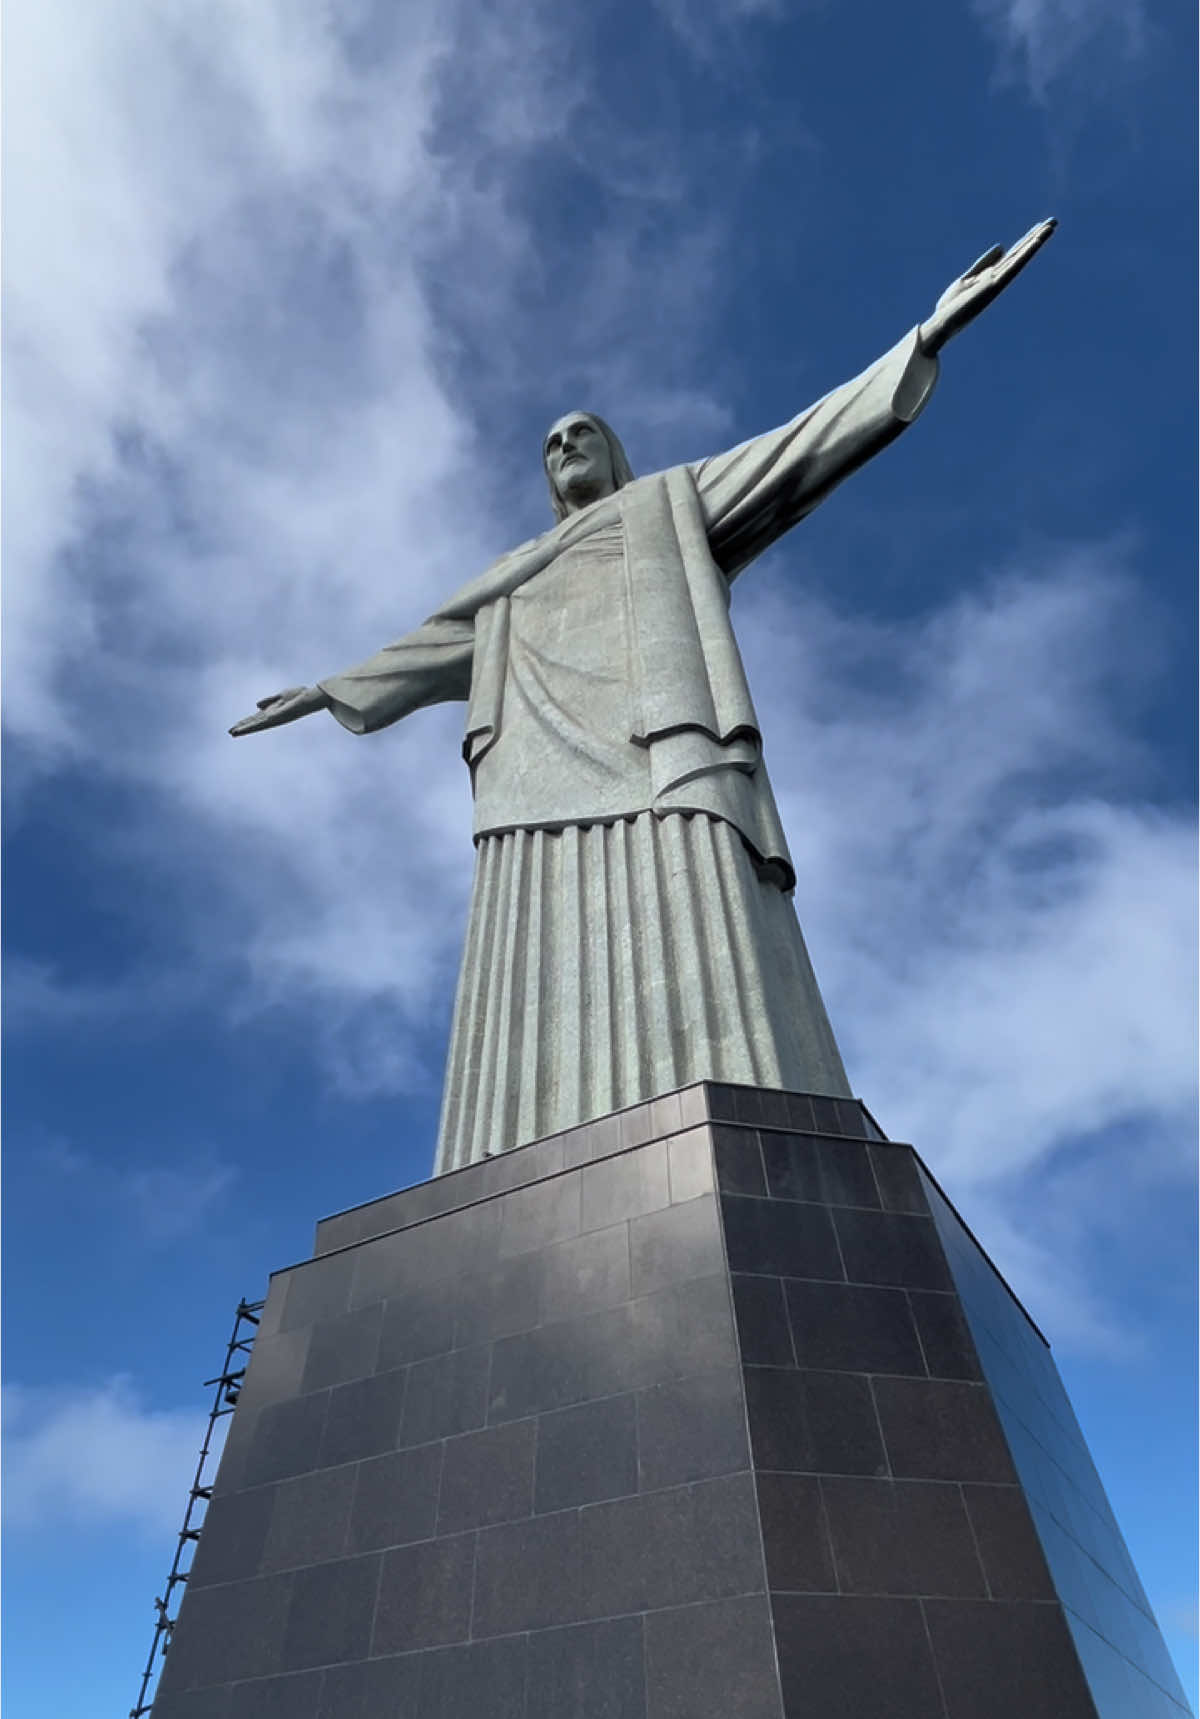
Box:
232;222;1056;1173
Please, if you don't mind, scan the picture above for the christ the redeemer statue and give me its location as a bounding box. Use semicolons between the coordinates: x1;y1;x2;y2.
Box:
233;223;1055;1173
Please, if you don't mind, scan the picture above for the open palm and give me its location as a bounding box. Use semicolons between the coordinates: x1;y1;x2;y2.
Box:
920;219;1056;356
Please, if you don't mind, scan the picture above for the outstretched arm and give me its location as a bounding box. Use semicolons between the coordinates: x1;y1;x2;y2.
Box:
229;611;476;740
694;218;1056;578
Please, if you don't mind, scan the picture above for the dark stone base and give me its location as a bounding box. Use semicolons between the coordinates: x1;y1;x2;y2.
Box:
152;1085;1189;1718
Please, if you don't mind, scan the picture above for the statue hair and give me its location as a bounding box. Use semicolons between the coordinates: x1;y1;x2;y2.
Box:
544;413;636;522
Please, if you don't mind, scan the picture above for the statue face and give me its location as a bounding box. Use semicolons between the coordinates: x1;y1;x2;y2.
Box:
543;413;616;513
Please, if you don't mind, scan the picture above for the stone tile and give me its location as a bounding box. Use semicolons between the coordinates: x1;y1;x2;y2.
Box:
499;1171;582;1258
678;1085;709;1127
320;1370;405;1468
299;1303;383;1392
535;1394;638;1512
869;1146;929;1215
581;1142;670;1230
148;1688;233;1719
526;1616;647;1719
712;1126;768;1196
227;1672;323;1719
909;1290;983;1381
782;1093;816;1131
542;1223;631;1321
630;1195;723;1296
783;1280;925;1376
578;1472;762;1616
455;1251;543;1345
419;1635;528;1719
834;1100;871;1140
760;1133;880;1209
667;1125;714;1202
755;1472;836;1593
924;1597;1099;1718
372;1533;475;1653
706;1083;740;1122
833;1208;953;1290
489;1318;592;1423
873;1377;1018;1484
485;1135;564;1194
731;1086;769;1126
377;1279;458;1370
244;1392;329;1487
316;1653;422;1719
156;1575;292;1693
636;1368;749;1490
280;1554;379;1671
660;1274;739;1380
772;1593;943;1718
260;1466;355;1573
731;1274;795;1367
587;1112;624;1159
347;1442;442;1554
188;1486;277;1589
644;1594;782;1719
821;1476;986;1598
279;1253;355;1333
437;1418;536;1533
399;1344;489;1447
963;1484;1057;1601
743;1367;886;1476
619;1102;657;1151
649;1091;684;1138
237;1328;310;1416
809;1096;843;1134
721;1195;843;1279
472;1509;581;1636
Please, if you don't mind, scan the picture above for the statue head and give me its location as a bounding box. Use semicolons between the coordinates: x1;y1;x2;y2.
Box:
543;411;635;521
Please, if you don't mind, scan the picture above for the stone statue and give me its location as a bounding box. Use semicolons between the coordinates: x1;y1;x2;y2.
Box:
232;222;1056;1172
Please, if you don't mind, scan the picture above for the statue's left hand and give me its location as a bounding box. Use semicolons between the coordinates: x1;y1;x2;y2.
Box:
919;218;1057;356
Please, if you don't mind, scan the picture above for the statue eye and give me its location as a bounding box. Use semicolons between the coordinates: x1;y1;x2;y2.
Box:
545;433;561;453
571;422;591;438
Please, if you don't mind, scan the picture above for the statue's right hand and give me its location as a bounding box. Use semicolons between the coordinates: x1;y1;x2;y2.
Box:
229;684;330;736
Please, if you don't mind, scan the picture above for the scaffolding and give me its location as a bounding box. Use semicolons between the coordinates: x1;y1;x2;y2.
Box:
129;1296;264;1718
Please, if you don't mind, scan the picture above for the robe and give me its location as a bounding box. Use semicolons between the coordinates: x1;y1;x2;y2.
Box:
319;330;939;1170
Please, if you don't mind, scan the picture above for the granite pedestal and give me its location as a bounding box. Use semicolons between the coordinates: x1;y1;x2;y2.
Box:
151;1084;1190;1719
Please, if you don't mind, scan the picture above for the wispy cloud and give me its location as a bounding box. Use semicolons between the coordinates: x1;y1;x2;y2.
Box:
30;1139;237;1244
971;0;1147;97
734;547;1195;1347
3;1377;209;1537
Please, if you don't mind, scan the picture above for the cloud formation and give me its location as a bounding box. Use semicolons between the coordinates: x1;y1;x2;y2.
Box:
972;0;1147;96
4;1377;209;1537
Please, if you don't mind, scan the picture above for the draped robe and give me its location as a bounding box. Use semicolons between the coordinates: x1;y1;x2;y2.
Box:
319;330;939;1170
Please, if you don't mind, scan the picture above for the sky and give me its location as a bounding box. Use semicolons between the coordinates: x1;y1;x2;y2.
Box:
2;0;1195;1712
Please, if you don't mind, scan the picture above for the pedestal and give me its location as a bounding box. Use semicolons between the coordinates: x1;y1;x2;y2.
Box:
150;1084;1190;1718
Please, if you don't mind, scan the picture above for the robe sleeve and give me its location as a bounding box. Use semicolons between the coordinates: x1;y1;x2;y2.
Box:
691;328;939;580
316;613;474;735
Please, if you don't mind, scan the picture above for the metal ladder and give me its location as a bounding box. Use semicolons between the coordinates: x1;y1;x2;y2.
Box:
129;1296;264;1718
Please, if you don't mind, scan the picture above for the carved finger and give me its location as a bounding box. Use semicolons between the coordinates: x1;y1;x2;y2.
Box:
256;686;307;710
964;244;1005;279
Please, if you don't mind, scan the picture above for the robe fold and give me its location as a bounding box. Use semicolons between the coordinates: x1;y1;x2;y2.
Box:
317;330;938;1169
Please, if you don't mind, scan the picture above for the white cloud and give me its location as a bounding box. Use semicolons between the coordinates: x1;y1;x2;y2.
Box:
4;0;742;1094
27;1138;238;1245
734;549;1195;1347
972;0;1146;96
3;1377;210;1537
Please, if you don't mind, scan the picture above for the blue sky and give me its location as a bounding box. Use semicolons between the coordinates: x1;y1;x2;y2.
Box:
3;0;1195;1712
